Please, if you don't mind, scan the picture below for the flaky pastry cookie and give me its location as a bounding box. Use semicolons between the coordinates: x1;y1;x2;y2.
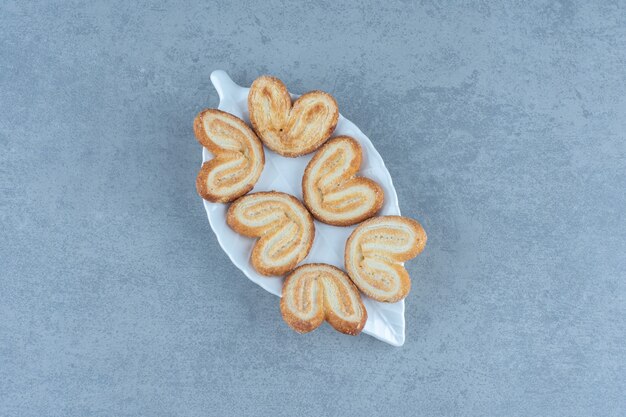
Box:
248;75;339;157
344;216;427;303
227;192;314;276
194;109;265;203
302;136;384;226
280;263;367;335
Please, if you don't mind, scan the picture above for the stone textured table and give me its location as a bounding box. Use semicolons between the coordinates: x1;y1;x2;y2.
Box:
1;1;624;416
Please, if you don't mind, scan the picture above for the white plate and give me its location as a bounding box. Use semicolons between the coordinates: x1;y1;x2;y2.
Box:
200;70;405;346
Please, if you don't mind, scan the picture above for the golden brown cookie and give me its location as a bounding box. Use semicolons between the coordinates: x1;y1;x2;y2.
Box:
344;216;427;302
248;75;339;157
302;136;384;226
227;191;314;276
194;109;265;203
280;263;367;335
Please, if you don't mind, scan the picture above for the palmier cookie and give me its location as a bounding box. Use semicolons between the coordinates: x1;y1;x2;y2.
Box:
227;192;314;276
194;109;265;203
302;136;384;226
248;75;339;157
281;263;367;335
345;216;427;303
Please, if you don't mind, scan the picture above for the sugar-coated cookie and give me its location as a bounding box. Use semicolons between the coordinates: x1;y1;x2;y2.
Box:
302;136;384;226
194;109;265;203
248;75;339;157
280;263;367;335
227;191;314;276
344;216;427;302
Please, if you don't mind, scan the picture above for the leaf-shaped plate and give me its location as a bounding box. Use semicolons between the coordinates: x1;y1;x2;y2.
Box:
200;70;405;346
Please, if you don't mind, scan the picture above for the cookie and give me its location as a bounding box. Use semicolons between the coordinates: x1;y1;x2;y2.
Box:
344;216;427;302
248;75;339;157
194;109;265;203
227;191;314;276
280;263;367;335
302;136;384;226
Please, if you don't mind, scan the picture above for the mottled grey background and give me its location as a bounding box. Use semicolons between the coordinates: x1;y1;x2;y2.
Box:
1;1;625;416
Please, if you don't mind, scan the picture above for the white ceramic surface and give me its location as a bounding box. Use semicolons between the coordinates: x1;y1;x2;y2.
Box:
200;70;405;346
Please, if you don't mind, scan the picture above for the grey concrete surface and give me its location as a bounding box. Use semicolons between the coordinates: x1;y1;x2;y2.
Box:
1;1;625;416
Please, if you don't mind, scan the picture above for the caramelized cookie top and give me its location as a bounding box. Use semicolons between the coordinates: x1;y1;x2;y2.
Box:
281;263;367;335
194;109;265;203
345;216;427;302
227;191;314;276
248;75;339;157
303;136;384;226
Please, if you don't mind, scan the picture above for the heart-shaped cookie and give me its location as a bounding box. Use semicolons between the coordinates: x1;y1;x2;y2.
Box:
227;191;315;276
345;216;427;302
248;75;339;157
302;136;384;226
280;263;367;335
194;109;265;203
